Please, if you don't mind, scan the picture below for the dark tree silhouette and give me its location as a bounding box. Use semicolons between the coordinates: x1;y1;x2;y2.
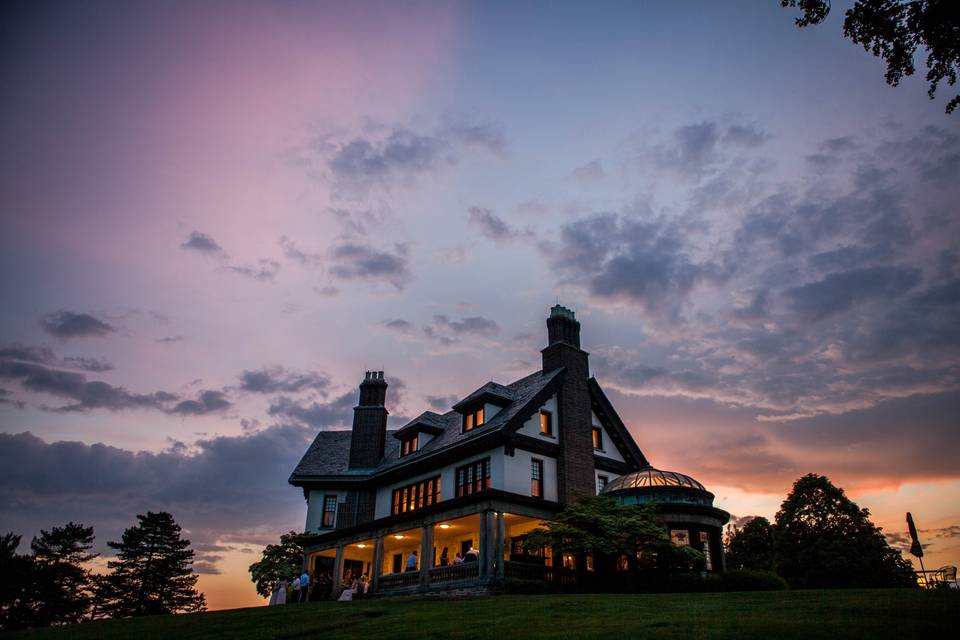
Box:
782;0;960;113
248;531;314;598
29;523;97;626
774;474;916;588
726;516;776;572
0;533;34;631
104;512;206;617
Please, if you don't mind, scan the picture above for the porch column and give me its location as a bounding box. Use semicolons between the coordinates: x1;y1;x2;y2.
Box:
332;544;344;594
420;523;433;586
371;536;383;592
495;511;506;578
480;510;493;577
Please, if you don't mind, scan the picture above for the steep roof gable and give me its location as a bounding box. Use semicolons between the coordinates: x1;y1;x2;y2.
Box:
588;377;649;468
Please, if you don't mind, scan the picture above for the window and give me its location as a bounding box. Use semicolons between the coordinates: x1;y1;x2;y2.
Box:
539;410;553;436
531;458;544;498
455;458;491;497
321;495;337;528
591;426;603;450
391;476;441;515
670;529;690;546
700;531;713;571
400;434;418;457
463;407;485;432
596;475;608;495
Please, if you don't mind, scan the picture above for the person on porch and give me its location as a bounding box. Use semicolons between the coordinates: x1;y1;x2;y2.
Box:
406;550;418;572
439;547;449;566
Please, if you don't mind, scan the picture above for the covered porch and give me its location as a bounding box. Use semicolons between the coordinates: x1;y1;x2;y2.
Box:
303;491;562;595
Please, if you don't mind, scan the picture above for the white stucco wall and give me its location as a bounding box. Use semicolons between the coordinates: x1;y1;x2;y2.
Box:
514;393;559;442
590;411;624;462
305;489;347;532
504;449;558;501
374;447;505;519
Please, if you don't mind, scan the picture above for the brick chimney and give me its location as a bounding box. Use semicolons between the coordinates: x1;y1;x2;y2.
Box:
541;305;595;502
348;371;388;469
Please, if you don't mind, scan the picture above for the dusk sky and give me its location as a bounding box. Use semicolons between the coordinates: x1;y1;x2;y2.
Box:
2;0;958;610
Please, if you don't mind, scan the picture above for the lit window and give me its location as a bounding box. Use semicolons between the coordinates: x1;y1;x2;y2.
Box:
596;475;608;495
531;459;544;498
463;407;485;432
539;410;553;436
391;476;441;515
400;434;418;457
322;495;337;528
591;427;603;450
670;529;689;546
456;458;491;496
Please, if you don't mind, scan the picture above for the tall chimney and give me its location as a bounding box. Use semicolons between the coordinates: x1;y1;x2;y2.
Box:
541;305;594;502
349;371;388;469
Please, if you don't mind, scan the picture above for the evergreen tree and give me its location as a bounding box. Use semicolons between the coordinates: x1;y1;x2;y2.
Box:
104;512;206;617
248;531;314;598
725;517;776;572
0;533;35;631
773;474;916;588
29;522;97;625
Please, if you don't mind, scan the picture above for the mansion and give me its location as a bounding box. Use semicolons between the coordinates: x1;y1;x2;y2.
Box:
289;305;729;594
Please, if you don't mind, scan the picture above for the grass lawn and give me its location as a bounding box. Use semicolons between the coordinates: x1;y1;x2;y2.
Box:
6;589;958;640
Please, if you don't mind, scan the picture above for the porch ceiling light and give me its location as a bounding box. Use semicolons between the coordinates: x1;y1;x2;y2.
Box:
393;534;405;539
356;543;367;548
438;523;451;529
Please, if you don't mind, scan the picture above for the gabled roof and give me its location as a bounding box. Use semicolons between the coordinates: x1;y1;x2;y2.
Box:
451;381;515;411
289;368;564;484
588;377;649;468
393;411;447;438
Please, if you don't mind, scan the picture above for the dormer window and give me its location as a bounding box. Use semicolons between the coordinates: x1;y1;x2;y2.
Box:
400;434;419;457
592;426;604;450
463;407;485;432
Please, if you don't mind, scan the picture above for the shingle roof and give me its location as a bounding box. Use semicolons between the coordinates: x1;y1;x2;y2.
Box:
290;368;563;482
451;381;515;411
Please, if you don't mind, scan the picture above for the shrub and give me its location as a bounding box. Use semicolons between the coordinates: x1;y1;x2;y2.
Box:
722;569;788;591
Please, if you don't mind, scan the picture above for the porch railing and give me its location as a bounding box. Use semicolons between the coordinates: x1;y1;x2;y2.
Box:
377;571;420;590
429;562;480;583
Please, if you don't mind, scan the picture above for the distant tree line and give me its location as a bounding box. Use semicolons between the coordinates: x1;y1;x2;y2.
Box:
725;474;917;588
1;511;205;631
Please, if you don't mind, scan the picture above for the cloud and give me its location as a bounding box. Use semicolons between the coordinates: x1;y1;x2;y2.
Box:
170;390;232;416
226;259;280;282
441;120;506;154
0;359;176;413
328;242;411;290
545;211;721;322
425;394;458;411
329;128;453;191
180;231;223;254
569;160;606;184
382;318;415;334
0;345;113;373
0;425;319;569
432;314;500;336
267;391;355;429
652;120;769;178
237;366;331;394
157;335;184;344
40;311;116;339
784;265;922;321
467;207;514;242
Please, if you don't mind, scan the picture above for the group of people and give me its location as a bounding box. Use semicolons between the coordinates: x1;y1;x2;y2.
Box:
435;545;479;567
268;570;335;606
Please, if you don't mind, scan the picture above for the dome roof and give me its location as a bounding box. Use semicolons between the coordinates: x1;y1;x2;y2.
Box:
602;466;706;493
